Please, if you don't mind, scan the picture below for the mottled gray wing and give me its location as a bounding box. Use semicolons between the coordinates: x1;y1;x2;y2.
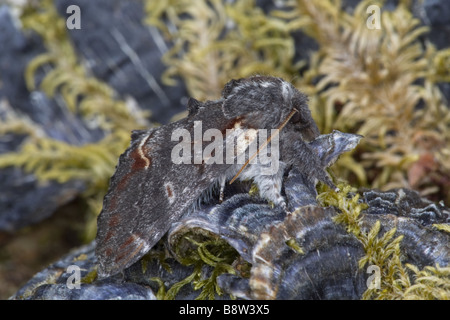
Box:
95;101;237;278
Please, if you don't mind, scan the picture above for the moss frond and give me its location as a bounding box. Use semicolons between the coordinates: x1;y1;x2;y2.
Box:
165;264;203;300
275;0;450;201
318;183;449;299
0;0;156;241
0;100;45;138
317;183;368;237
21;0;149;132
0;131;129;194
319;184;410;299
433;224;450;234
149;277;167;300
159;231;244;300
80;267;98;285
403;264;450;300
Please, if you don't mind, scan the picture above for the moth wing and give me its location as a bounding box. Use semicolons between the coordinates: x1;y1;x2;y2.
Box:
95;122;211;278
95;104;242;278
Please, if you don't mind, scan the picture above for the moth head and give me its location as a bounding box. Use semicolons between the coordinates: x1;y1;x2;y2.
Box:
222;76;319;141
187;97;201;117
289;93;320;142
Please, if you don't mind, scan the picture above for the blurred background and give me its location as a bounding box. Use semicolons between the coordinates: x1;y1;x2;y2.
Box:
0;0;449;299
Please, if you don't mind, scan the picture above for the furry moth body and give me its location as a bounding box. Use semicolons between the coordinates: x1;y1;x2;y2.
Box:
95;76;336;278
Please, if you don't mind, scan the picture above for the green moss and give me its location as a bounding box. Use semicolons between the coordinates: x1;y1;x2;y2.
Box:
318;183;449;300
141;249;173;275
285;238;304;254
144;0;450;202
4;0;448;299
80;267;98;285
149;277;167;300
433;223;450;234
21;0;149;132
403;264;450;299
144;0;300;100
151;229;250;300
0;0;152;241
278;0;450;201
156;230;245;300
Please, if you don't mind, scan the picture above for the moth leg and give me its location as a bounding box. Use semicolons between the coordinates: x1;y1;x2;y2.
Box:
250;163;288;212
263;180;288;213
219;175;226;203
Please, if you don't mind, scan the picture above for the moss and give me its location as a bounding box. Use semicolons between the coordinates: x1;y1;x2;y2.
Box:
0;0;152;241
3;0;448;300
403;264;450;299
144;0;300;100
149;276;168;300
153;230;244;300
285;238;304;254
21;0;149;132
141;249;173;275
277;0;450;201
80;267;98;285
144;0;450;203
433;223;450;234
318;183;449;300
0;100;44;138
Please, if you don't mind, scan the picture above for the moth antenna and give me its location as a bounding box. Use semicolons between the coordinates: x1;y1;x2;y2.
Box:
229;109;298;185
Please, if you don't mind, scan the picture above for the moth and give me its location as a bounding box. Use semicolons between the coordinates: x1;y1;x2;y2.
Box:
95;76;337;278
